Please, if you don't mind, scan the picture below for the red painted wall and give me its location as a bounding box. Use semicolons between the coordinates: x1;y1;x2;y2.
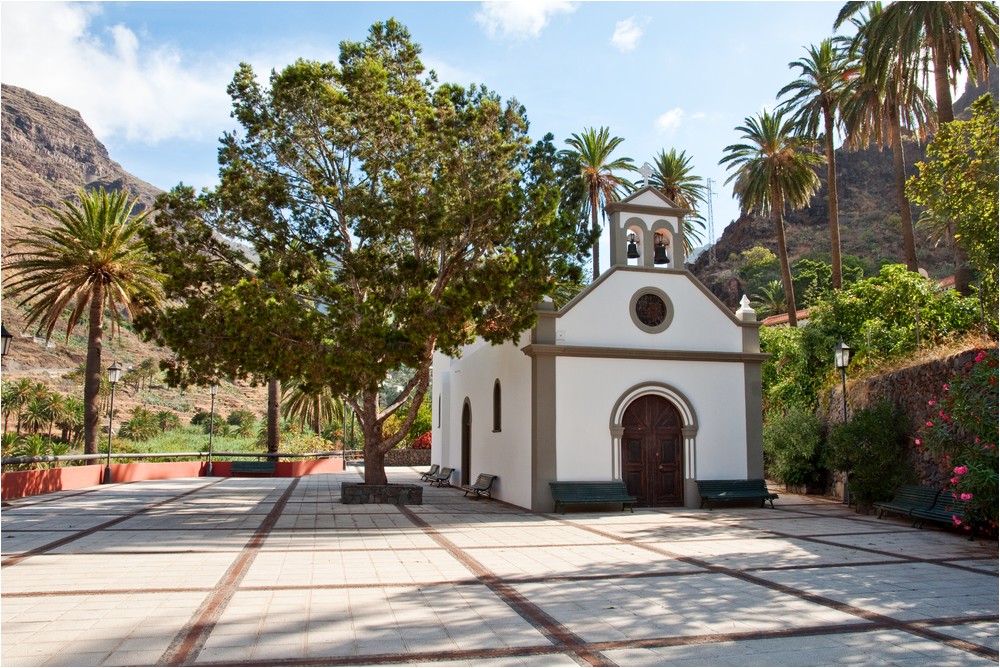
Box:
1;457;345;501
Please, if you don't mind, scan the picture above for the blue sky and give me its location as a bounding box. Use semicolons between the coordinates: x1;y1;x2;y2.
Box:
2;1;849;267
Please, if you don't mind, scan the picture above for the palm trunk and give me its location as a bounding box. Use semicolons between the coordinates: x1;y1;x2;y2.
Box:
772;185;798;327
83;286;105;455
590;188;600;281
267;377;280;453
889;115;919;272
824;110;842;290
932;33;954;125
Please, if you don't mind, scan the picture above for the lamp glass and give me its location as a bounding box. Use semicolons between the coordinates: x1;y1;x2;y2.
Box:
834;341;850;369
108;361;123;384
210;383;220;396
1;325;11;357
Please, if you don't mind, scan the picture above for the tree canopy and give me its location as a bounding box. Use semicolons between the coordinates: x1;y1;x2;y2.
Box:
138;20;585;483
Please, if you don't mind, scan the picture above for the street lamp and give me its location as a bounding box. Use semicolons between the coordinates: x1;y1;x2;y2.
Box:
104;361;123;484
1;325;12;357
206;383;219;476
834;340;851;504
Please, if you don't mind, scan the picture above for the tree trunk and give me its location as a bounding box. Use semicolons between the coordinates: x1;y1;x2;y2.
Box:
824;110;842;290
590;188;600;281
267;377;280;453
932;33;954;126
889;115;919;272
83;286;105;455
361;390;389;485
772;185;798;327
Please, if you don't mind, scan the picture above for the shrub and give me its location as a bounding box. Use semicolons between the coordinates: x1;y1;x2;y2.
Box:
919;349;998;536
763;407;825;486
827;401;911;507
412;431;431;449
190;410;212;425
227;409;256;427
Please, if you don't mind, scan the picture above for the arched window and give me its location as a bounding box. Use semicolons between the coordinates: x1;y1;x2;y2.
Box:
492;380;502;432
436;394;441;427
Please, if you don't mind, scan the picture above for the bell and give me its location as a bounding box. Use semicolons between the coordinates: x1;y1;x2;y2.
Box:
653;233;669;265
626;233;640;259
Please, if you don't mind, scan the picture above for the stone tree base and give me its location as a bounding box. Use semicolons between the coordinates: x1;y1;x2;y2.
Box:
340;482;423;505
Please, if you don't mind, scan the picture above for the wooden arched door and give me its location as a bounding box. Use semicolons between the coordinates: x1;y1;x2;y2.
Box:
461;401;471;486
621;395;684;507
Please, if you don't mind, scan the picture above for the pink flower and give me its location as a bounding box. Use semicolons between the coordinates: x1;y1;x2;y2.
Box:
914;438;921;446
928;400;936;406
975;351;986;363
954;465;968;475
961;493;973;501
943;384;950;390
953;516;963;526
951;477;961;484
975;437;981;443
926;421;934;427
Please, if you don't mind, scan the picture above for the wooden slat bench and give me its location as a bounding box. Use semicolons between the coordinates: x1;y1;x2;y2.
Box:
230;460;276;477
419;464;440;482
912;493;973;535
697;479;778;510
427;467;454;487
549;481;636;514
462;473;497;499
873;485;939;520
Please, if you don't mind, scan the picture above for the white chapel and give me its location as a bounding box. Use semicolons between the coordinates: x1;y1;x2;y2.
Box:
431;185;767;511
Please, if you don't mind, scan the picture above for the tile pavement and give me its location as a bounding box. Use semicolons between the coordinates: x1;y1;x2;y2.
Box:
1;468;996;666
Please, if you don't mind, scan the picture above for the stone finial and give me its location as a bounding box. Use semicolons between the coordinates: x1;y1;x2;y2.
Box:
737;294;757;322
640;162;653;187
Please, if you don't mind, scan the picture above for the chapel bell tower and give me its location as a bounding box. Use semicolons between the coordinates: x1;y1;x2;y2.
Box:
606;164;692;270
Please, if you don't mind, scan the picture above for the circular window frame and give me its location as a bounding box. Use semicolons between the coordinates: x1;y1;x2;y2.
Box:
629;287;674;334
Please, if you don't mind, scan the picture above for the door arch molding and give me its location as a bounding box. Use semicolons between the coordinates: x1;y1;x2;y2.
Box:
609;382;699;489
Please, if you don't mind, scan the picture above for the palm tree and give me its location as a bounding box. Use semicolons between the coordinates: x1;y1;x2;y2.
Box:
719;110;823;327
778;38;851;289
4;188;165;455
838;4;936;274
562;127;636;280
282;382;343;437
837;1;998;126
649;149;708;255
837;1;997;294
754;280;787;317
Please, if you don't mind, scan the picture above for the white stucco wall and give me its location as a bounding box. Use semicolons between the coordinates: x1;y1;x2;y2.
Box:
431;331;534;508
552;357;750;482
554;269;744;352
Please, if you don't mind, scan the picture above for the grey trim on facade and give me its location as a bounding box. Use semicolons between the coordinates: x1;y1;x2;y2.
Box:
530;355;558;512
521;344;769;364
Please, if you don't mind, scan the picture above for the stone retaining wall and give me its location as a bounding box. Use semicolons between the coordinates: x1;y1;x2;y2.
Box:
819;348;980;494
386;448;431;467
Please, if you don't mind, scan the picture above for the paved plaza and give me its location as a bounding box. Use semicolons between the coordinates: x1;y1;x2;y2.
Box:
1;467;997;667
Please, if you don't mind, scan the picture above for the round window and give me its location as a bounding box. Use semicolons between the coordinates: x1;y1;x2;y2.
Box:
629;288;674;333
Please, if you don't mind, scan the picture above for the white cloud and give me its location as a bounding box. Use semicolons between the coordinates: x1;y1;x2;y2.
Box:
1;2;233;145
475;1;578;41
610;17;647;53
655;107;686;134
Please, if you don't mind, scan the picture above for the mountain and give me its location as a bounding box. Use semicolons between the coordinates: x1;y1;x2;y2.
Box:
691;76;999;308
1;84;265;420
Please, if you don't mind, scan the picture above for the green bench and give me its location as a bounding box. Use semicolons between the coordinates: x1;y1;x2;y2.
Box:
419;464;440;482
462;473;498;499
697;479;778;510
427;467;454;487
911;492;972;534
230;460;276;477
873;485;939;520
549;481;636;514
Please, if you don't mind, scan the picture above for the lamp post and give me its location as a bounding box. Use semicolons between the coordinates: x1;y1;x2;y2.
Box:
833;340;851;504
207;383;219;477
1;324;12;358
104;361;123;484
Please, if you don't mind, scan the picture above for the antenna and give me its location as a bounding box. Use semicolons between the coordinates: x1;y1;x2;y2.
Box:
705;177;717;265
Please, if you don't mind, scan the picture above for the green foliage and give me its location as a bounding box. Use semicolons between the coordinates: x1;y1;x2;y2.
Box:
4;187;165;455
827;401;911;506
155;410;182;433
227;409;256;426
138;20;586;484
381;394;432;447
190;410;212;426
919;349;998;535
763;407;825;486
118;407;158;442
907;94;999;331
738;245;779;289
